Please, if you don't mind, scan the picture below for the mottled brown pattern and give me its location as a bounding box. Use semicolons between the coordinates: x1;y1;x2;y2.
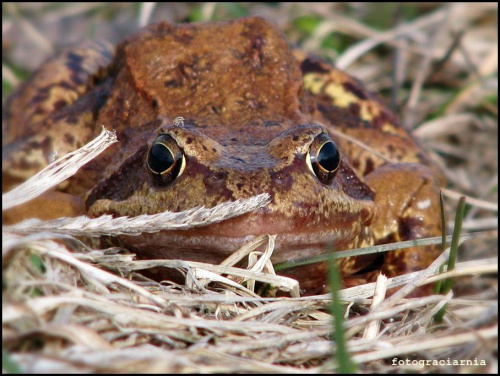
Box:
2;17;444;295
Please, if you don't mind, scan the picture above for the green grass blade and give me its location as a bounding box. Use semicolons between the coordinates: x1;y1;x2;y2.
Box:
327;245;357;373
434;196;466;322
274;231;488;272
435;191;447;293
2;350;23;374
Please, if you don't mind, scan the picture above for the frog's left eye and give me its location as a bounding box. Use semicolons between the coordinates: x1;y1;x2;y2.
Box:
306;133;340;185
147;134;185;184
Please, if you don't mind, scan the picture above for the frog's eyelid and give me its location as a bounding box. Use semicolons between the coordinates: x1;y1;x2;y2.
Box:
305;151;314;174
178;152;186;176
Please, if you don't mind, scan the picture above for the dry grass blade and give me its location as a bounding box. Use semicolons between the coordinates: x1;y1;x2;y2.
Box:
414;113;486;139
3;2;54;54
2;63;20;87
138;2;156;27
336;8;447;69
3;193;271;236
335;256;497;301
351;326;497;364
378;242;463;310
3;230;497;372
363;274;388;340
441;188;498;212
2;127;117;210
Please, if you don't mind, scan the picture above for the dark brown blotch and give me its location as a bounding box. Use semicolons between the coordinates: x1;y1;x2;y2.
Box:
172;27;194;44
347;102;361;118
263;121;281;127
164;79;183;88
65;52;85;84
343;81;368;100
364;158;375;176
53;99;68;112
300;57;330;74
64;133;75;145
398;216;424;240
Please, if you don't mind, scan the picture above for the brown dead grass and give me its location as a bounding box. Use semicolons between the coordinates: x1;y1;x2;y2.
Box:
2;3;498;373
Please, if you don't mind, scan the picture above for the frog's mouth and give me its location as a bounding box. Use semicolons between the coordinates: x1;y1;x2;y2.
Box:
113;203;376;268
102;204;377;296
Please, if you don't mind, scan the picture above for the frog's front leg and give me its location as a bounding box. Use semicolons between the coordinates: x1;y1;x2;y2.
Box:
364;163;444;294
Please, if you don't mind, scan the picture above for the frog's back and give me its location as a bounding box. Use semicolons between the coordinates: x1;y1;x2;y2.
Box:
102;17;307;146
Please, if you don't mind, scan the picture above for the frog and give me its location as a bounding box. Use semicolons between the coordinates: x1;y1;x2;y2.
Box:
2;16;445;295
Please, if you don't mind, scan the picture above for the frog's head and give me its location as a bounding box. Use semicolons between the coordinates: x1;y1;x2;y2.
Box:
86;120;376;276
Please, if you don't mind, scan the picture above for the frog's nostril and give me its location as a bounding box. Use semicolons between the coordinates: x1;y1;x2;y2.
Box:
203;171;228;188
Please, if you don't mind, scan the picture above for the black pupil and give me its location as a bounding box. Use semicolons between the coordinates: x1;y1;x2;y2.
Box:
317;142;340;172
148;143;174;173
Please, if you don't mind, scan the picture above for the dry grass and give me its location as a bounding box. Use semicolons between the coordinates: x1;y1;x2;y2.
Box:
2;3;498;373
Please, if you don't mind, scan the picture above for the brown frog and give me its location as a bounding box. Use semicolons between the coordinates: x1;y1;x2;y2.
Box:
2;16;444;295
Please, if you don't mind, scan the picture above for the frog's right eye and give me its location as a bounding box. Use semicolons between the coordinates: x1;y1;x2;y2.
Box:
147;134;185;184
